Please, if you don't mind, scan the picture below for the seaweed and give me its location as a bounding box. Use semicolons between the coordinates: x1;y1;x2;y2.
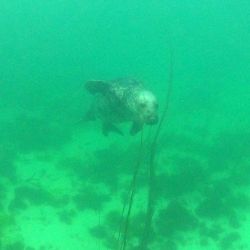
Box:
196;180;249;228
90;210;154;250
89;224;108;239
89;210;121;249
59;143;143;192
155;157;207;199
105;210;122;231
73;186;110;211
91;143;142;190
115;51;174;250
9;185;69;211
58;150;119;191
139;50;174;250
156;201;198;238
118;135;144;250
57;209;76;225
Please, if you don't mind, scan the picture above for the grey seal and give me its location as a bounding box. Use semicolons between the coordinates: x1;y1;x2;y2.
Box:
84;78;158;135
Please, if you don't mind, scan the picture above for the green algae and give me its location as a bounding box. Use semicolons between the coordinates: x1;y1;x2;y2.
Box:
9;185;69;212
73;185;110;211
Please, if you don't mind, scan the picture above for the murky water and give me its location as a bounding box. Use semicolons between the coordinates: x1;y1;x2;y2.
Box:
1;1;250;249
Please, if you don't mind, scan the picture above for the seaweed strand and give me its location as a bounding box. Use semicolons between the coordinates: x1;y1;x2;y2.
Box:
118;131;144;250
139;50;174;250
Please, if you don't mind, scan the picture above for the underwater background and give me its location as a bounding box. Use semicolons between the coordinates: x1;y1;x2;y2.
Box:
1;0;250;249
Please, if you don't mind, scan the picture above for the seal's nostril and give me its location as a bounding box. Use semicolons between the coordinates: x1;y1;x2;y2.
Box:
146;115;158;125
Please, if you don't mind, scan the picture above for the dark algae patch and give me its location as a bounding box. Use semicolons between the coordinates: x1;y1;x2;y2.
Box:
81;129;250;250
157;201;198;238
58;143;142;192
57;209;76;225
4;241;25;250
73;185;110;211
89;210;121;249
89;210;154;249
89;224;108;239
196;180;249;227
155;157;208;199
9;185;69;211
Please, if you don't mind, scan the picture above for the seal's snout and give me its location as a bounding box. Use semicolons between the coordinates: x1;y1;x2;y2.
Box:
146;114;158;125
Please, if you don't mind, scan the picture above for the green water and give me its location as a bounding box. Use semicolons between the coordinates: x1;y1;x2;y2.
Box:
1;0;250;249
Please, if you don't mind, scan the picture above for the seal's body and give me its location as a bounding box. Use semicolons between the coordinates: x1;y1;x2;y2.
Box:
85;79;158;135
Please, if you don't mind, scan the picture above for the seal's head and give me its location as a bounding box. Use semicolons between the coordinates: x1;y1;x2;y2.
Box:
136;90;159;125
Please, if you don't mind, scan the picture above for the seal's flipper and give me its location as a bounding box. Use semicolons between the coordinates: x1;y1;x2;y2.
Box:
130;121;143;135
102;122;124;136
85;80;110;95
